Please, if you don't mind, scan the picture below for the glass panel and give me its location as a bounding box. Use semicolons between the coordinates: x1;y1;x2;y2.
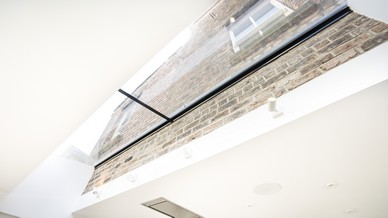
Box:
91;91;166;163
233;18;255;41
251;4;277;25
93;0;347;164
131;0;347;117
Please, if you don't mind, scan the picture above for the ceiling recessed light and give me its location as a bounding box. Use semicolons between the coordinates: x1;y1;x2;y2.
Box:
92;187;100;198
230;17;236;23
345;209;357;214
326;182;338;189
127;173;137;183
182;147;192;159
253;183;282;195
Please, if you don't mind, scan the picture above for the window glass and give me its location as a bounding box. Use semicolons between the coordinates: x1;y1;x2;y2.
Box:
94;0;347;164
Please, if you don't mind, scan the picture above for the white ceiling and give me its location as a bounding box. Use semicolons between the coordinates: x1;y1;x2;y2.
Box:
0;0;387;211
348;0;388;23
0;0;216;193
75;80;388;218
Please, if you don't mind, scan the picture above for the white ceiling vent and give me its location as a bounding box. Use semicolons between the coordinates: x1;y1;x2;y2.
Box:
142;197;203;218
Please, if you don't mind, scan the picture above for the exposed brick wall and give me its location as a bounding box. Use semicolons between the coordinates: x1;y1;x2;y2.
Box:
93;0;343;161
84;10;388;192
91;0;258;161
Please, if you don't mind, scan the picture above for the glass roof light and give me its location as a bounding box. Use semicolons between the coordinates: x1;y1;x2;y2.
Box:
91;0;349;165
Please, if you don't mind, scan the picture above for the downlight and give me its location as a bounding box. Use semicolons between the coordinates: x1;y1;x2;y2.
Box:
142;197;203;218
253;183;282;195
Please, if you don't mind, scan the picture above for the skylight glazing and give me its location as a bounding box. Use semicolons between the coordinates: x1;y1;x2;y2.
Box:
92;0;347;164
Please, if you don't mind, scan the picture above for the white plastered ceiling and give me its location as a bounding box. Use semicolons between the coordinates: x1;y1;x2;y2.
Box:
75;79;388;218
0;0;216;193
0;0;387;206
348;0;388;23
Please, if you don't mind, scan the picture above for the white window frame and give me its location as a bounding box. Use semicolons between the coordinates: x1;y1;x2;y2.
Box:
228;0;294;52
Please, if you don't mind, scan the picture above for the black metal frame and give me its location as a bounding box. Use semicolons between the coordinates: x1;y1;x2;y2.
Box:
95;6;352;168
118;89;173;122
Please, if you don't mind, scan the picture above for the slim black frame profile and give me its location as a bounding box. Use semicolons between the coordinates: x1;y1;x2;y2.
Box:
118;89;173;122
95;6;352;168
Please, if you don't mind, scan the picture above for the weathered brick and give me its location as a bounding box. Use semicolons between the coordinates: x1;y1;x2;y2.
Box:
192;120;210;133
286;55;303;67
225;109;247;123
246;99;266;112
329;25;356;41
319;34;353;53
84;11;388;193
218;98;238;111
212;109;230;122
321;49;359;71
332;13;359;30
103;177;111;183
203;120;224;135
287;54;318;74
371;23;388;33
230;56;242;66
156;149;169;158
300;53;333;75
304;29;336;48
300;48;314;58
142;156;155;165
228;89;243;101
237;85;261;102
200;110;217;122
361;32;388;52
177;130;192;141
124;156;133;163
186;131;203;143
184;120;200;132
261;71;287;89
332;33;372;55
312;39;330;51
286;69;322;91
230;99;250;113
276;63;288;73
274;87;288;98
242;83;254;93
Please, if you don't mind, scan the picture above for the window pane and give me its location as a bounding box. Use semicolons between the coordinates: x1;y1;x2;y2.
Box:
233;19;255;40
91;92;166;163
93;0;347;164
132;0;346;117
251;3;277;24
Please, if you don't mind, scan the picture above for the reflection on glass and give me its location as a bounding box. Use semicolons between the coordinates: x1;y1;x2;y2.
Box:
91;94;164;163
93;0;347;164
136;0;346;117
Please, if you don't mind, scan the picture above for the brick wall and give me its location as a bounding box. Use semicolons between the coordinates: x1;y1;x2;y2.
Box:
93;0;343;162
84;9;388;192
91;0;258;161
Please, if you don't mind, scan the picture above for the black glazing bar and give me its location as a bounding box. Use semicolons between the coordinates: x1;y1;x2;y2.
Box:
118;89;173;122
95;7;352;168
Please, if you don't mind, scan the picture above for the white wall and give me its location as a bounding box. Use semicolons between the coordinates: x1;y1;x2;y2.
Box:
348;0;388;23
0;212;18;218
0;155;93;218
0;0;386;216
74;42;388;213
